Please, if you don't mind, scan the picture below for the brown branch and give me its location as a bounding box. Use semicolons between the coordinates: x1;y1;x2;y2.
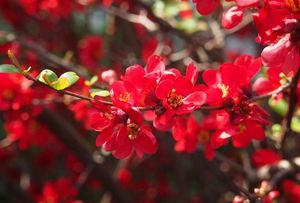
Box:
257;157;300;193
281;67;300;154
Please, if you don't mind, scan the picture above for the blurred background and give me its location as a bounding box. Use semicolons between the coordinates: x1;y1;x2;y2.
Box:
0;1;290;203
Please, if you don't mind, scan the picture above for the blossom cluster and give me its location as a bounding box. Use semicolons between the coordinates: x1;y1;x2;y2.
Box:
84;54;271;159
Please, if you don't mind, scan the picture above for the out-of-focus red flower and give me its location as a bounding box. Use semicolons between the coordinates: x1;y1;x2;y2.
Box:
36;177;81;203
283;180;300;203
79;35;103;70
252;149;282;168
193;0;220;15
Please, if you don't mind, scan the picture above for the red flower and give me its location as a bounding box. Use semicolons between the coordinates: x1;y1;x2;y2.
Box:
154;74;206;130
36;177;80;203
123;55;165;106
193;0;220;15
252;149;282;168
283;180;300;203
90;105;157;159
203;55;261;105
110;80;138;109
78;35;103;70
221;120;265;148
261;34;300;74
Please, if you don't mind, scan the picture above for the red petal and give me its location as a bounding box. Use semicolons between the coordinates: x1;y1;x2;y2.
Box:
96;127;113;147
174;77;193;96
155;79;174;99
185;63;198;85
90;113;111;131
182;91;206;107
222;6;244;29
146;55;165;76
195;0;220;15
172;117;187;141
113;126;132;159
203;69;218;86
247;122;265;141
235;0;259;8
124;65;146;89
153;110;175;131
133;126;157;154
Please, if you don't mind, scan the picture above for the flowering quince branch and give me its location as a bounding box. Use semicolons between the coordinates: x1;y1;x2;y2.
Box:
2;0;300;202
6;49;296;161
281;67;300;154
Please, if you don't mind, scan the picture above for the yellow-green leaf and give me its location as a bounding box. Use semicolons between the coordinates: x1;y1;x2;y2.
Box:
37;70;79;90
37;69;58;85
291;117;300;133
59;72;80;87
51;77;70;90
90;88;110;98
0;64;19;73
268;98;288;116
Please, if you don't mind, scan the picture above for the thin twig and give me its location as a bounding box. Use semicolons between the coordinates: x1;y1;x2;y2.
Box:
281;67;300;154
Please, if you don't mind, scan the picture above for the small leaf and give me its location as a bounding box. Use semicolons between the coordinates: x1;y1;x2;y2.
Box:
37;70;79;90
59;72;80;86
23;66;31;74
37;69;58;85
51;77;70;90
291;117;300;133
90;75;98;85
0;64;19;73
268;97;288;116
90;88;110;98
85;75;98;86
51;72;79;90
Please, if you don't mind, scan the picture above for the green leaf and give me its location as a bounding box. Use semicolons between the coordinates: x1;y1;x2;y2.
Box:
291;117;300;133
59;72;80;86
89;75;98;85
51;77;70;90
51;72;79;90
37;69;58;85
85;75;98;86
90;88;110;98
0;64;19;73
37;70;79;90
268;97;288;116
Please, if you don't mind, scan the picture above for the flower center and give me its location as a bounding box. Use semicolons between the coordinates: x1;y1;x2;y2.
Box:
217;83;229;98
119;92;130;103
2;90;14;100
127;123;139;140
104;112;114;120
286;0;300;12
237;101;252;116
238;124;246;135
198;130;210;144
167;89;183;109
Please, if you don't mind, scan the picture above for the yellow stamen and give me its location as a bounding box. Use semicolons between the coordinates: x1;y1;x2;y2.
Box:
127;123;139;140
167;89;183;109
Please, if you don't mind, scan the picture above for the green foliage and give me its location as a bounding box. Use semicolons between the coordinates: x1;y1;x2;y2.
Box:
291;117;300;133
37;69;80;90
90;88;110;98
0;64;19;73
268;97;288;116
